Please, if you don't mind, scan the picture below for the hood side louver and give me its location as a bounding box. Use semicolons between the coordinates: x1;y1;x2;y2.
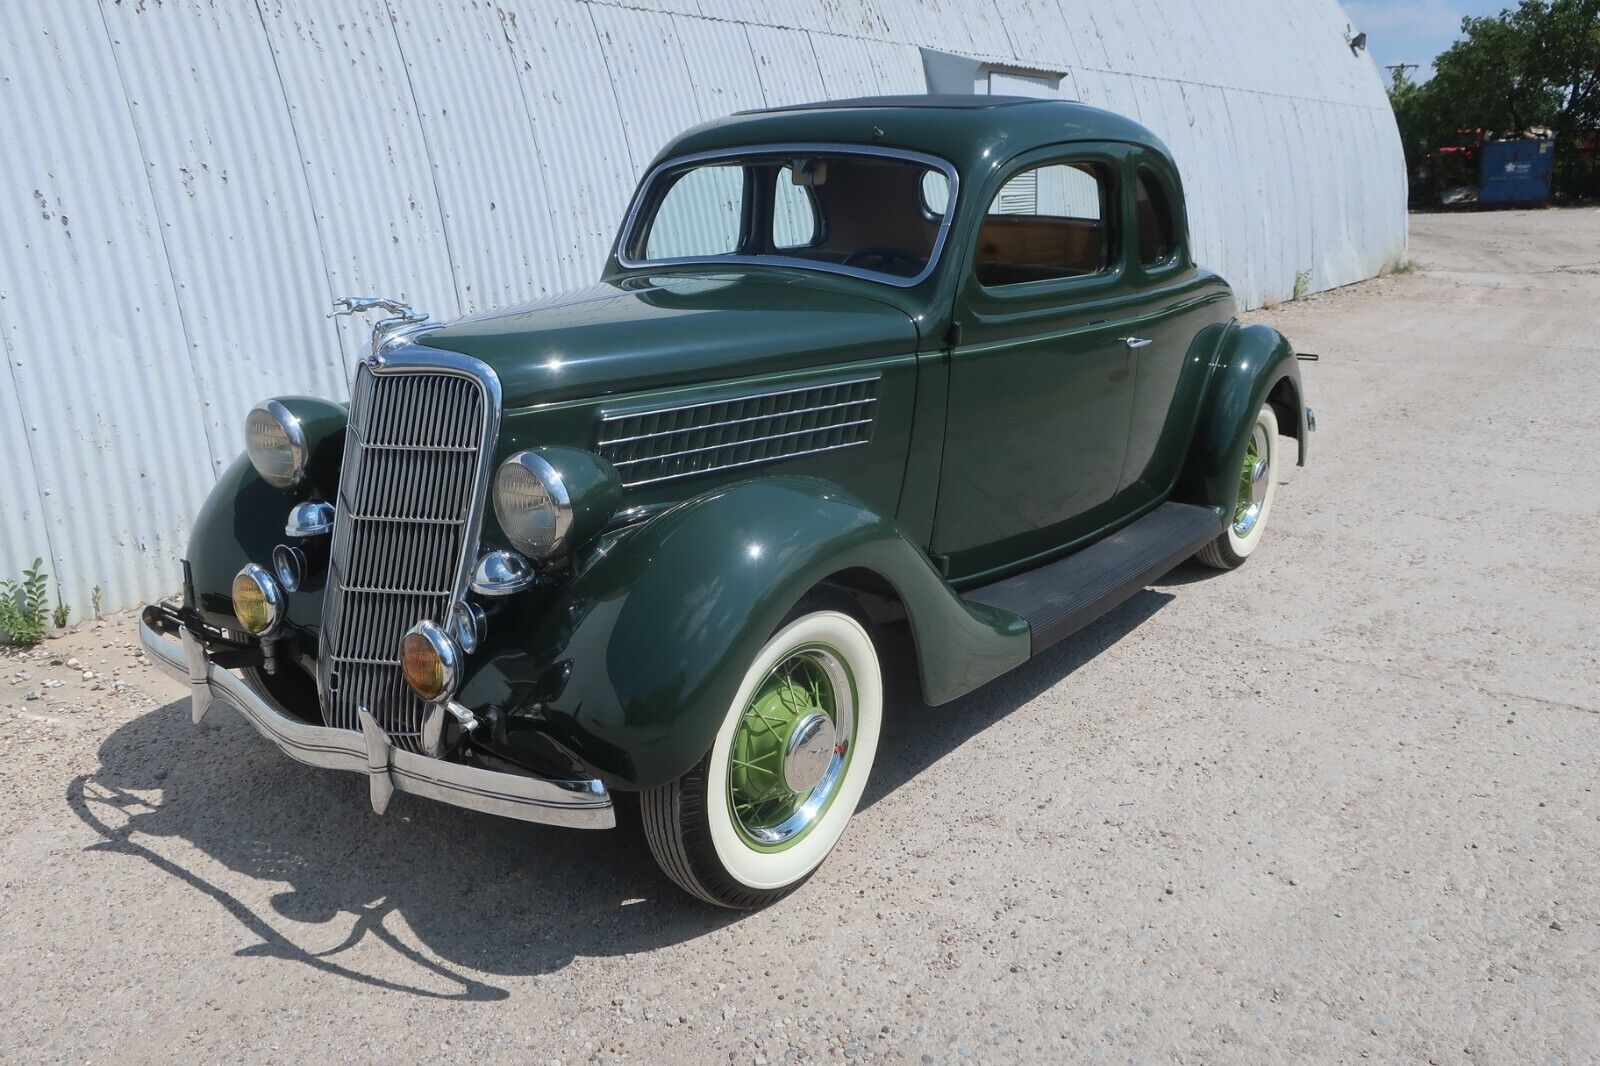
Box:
596;376;880;489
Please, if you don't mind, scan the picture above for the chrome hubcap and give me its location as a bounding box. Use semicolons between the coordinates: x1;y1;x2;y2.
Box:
1233;424;1271;537
782;711;838;793
727;647;855;848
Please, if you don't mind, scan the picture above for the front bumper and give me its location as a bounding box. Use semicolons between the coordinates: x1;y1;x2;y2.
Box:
138;610;615;829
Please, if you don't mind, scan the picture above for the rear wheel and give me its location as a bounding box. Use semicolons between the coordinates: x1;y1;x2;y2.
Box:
641;609;883;908
1196;402;1280;570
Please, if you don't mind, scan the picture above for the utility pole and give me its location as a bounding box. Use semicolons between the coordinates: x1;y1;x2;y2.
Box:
1387;62;1419;87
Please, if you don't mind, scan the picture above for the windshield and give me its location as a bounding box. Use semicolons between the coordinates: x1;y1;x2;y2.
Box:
621;149;955;286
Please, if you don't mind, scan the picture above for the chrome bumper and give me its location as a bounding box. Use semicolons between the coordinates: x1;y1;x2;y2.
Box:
138;615;615;829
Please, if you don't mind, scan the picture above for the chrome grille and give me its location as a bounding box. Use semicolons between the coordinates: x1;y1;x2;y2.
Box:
597;377;879;488
319;358;494;751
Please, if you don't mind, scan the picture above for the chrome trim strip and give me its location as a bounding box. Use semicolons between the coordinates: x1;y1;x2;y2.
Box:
599;396;868;446
615;142;960;289
597;378;881;444
597;374;879;489
608;418;875;468
621;437;872;489
141;617;614;829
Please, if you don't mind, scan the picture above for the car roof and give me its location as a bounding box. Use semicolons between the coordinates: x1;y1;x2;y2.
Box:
739;93;1045;113
656;95;1172;177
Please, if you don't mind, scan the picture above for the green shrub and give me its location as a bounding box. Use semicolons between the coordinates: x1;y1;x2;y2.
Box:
0;558;51;646
1293;269;1312;301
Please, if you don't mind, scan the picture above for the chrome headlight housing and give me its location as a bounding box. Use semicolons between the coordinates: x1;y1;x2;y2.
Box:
493;447;622;560
245;399;308;488
231;563;284;635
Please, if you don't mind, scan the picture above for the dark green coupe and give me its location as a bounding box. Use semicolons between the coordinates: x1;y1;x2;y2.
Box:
141;96;1312;908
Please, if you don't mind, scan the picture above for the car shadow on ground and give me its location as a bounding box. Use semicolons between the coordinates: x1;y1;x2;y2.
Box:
66;589;1170;998
862;588;1172;806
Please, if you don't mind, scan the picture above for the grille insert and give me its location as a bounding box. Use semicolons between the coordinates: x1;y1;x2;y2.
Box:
597;377;879;488
319;361;492;750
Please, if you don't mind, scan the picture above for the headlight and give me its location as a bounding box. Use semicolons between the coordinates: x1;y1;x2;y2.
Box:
232;564;283;635
246;399;308;488
494;451;570;559
493;448;621;560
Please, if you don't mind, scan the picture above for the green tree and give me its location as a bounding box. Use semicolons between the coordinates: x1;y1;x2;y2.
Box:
1389;0;1600;198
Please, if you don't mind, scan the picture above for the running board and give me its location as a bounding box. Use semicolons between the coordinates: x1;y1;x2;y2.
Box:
962;502;1222;656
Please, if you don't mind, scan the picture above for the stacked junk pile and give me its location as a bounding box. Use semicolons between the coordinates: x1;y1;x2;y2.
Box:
1426;127;1558;207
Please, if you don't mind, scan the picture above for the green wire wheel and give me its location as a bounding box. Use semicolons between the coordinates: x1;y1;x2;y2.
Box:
641;608;883;908
725;645;857;850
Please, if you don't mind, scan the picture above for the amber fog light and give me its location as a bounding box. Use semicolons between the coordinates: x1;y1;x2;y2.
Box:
401;620;460;704
232;564;283;635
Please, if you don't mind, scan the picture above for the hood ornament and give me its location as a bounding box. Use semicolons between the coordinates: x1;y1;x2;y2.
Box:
329;296;435;367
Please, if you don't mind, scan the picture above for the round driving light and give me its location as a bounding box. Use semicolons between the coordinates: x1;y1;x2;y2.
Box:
231;563;283;635
246;399;308;489
401;620;460;704
272;544;306;592
494;451;572;559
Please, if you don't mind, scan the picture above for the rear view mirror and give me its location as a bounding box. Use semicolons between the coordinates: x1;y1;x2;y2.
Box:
790;158;828;187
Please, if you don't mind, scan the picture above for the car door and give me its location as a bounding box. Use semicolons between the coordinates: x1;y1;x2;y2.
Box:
931;144;1141;583
1115;155;1235;507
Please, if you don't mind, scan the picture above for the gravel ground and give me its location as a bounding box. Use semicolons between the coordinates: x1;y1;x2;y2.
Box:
4;209;1598;1063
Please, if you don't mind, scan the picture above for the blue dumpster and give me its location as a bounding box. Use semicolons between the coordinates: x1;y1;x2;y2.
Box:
1479;139;1556;205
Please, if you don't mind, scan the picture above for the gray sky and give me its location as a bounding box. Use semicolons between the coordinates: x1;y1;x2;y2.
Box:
1344;0;1512;79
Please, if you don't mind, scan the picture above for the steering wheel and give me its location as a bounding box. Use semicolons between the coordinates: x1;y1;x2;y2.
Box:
842;247;925;276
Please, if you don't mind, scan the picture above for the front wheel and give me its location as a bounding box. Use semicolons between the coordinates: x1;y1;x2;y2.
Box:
1196;401;1281;570
641;609;883;908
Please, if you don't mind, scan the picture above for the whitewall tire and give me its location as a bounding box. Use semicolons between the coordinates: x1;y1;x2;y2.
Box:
641;608;883;908
1196;401;1281;570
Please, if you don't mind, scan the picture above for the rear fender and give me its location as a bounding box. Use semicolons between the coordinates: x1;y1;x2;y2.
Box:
1177;323;1305;514
460;477;1029;791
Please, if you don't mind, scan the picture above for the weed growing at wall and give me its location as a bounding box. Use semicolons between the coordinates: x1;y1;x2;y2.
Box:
0;558;51;646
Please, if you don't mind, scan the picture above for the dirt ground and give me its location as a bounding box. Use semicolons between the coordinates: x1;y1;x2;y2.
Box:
4;209;1598;1063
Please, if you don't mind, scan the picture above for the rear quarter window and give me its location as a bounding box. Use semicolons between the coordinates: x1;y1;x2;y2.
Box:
976;162;1114;287
1135;167;1179;268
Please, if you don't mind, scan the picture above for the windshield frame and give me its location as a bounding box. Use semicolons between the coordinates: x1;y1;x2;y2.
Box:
616;142;961;289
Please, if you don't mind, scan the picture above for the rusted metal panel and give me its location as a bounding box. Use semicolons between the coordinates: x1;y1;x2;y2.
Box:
499;0;637;294
255;0;460;361
0;0;215;615
744;23;825;105
385;1;558;311
809;32;884;98
99;0;347;466
589;4;703;167
676;16;769;118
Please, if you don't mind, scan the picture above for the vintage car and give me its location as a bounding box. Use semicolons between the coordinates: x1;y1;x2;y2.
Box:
141;95;1312;908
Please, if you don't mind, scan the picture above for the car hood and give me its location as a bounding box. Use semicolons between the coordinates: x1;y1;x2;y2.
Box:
419;271;920;409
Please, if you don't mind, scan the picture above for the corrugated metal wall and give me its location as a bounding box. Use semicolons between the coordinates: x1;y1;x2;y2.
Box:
0;0;1404;616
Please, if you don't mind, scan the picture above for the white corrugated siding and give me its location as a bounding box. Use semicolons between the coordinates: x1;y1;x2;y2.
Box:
0;0;1404;615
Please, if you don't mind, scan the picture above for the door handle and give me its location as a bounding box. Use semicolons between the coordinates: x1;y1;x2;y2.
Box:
1123;337;1154;349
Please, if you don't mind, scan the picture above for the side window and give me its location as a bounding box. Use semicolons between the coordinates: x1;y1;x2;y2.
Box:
976;162;1112;287
772;166;820;249
1135;167;1178;268
645;165;744;260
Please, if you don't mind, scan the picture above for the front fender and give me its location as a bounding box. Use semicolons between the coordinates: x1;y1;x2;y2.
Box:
185;395;346;636
1177;323;1304;514
187;454;320;636
461;477;1029;791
